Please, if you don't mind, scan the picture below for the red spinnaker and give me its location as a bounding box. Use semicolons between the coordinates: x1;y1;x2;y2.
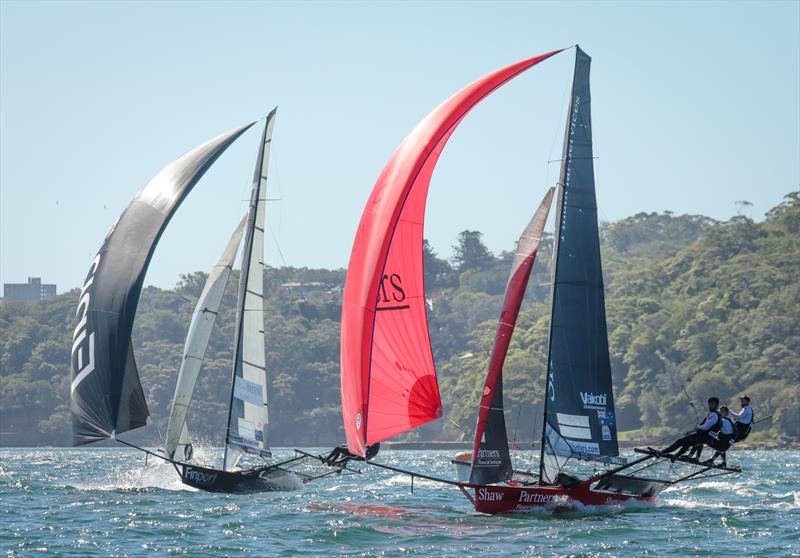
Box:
341;49;566;457
470;187;554;475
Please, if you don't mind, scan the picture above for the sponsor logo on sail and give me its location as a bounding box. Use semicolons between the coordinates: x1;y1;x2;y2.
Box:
476;448;502;466
570;441;601;455
377;273;408;310
184;467;218;487
70;254;101;394
563;96;580;201
580;391;607;409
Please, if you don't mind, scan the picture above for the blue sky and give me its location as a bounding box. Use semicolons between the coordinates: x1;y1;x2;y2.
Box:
1;1;798;291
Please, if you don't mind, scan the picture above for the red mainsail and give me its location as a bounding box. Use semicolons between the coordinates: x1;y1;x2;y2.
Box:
341;49;565;456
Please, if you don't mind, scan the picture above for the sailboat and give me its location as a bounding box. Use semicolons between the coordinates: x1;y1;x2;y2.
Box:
339;46;742;513
70;110;351;492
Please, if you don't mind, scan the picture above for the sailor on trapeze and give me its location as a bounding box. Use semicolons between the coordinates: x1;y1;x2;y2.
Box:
703;405;737;466
729;395;754;442
656;396;722;461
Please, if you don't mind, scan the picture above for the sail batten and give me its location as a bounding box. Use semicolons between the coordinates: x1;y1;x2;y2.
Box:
539;47;619;485
341;50;565;457
70;122;255;446
223;110;276;471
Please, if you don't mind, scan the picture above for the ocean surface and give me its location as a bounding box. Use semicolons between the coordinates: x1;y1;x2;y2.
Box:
1;448;798;557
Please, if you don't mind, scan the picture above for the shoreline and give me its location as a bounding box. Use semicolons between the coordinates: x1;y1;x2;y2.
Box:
1;440;797;451
381;439;800;451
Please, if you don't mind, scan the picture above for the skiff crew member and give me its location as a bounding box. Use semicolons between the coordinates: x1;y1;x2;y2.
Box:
323;443;380;466
729;395;753;442
704;405;735;467
658;397;721;460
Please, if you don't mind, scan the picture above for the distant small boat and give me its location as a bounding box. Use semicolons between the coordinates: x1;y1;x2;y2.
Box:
70;110;352;492
339;46;742;513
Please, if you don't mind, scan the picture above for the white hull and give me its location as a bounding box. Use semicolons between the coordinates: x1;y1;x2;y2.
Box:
451;451;472;482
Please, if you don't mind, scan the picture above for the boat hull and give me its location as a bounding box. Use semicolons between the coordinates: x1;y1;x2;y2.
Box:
459;479;662;514
179;463;302;493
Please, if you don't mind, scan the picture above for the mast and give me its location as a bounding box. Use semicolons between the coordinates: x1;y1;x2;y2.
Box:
469;187;554;485
164;216;246;460
223;109;276;471
538;50;575;482
539;46;619;484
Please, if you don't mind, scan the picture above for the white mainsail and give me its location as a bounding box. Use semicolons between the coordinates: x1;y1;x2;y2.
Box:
164;216;247;460
223;110;275;471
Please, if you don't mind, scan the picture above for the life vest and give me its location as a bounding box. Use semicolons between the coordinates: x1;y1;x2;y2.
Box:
707;410;722;433
733;406;753;441
734;421;751;442
718;418;735;444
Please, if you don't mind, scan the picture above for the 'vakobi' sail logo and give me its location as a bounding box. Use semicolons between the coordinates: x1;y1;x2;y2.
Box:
580;392;607;408
71;253;101;394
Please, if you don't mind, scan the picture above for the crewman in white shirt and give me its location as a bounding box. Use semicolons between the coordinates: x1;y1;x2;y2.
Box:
729;395;753;442
704;406;736;467
657;397;722;461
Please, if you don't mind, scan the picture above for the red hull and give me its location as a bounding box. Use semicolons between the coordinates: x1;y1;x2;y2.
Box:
458;480;658;514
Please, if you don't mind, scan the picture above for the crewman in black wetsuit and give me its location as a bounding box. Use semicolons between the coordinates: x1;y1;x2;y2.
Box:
657;397;722;461
323;443;380;466
704;406;736;467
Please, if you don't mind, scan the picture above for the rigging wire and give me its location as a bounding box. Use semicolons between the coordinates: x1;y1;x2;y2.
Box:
681;381;701;422
510;406;522;461
265;133;289;269
269;139;286;263
446;417;470;441
529;408;538;473
655;351;701;422
544;59;574;190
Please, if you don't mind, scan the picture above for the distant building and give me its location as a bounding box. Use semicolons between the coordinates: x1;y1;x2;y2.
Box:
3;277;57;303
280;281;337;294
279;280;342;301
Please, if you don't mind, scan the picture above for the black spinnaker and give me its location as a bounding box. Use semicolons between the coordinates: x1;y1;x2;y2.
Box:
70;122;255;445
539;47;620;484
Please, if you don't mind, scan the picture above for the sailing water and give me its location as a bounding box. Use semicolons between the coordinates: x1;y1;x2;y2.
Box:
3;448;798;556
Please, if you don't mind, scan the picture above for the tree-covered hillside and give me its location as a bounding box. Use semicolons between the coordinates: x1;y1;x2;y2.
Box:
1;193;798;447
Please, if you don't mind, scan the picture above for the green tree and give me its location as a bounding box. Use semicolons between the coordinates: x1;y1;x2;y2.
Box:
452;230;495;272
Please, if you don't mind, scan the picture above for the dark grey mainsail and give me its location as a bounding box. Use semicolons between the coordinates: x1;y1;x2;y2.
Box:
539;47;619;484
223;109;276;470
70;122;255;446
